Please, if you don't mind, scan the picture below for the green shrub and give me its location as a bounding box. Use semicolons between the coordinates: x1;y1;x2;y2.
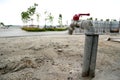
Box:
45;27;68;31
21;26;68;32
21;27;46;32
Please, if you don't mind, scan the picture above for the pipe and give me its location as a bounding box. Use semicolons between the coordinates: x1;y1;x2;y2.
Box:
69;20;95;34
79;20;95;34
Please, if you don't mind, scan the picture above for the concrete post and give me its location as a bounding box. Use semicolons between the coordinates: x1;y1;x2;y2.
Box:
82;34;99;78
89;34;99;77
82;34;93;77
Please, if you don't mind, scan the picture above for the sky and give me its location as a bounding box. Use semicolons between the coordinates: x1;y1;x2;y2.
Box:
0;0;120;25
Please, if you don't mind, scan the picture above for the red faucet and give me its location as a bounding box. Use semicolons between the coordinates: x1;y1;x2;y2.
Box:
73;13;90;21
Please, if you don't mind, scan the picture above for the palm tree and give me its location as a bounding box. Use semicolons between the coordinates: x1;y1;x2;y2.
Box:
27;3;38;26
44;11;48;28
47;13;54;27
27;3;38;16
21;11;30;25
58;14;63;27
21;3;38;27
36;13;40;27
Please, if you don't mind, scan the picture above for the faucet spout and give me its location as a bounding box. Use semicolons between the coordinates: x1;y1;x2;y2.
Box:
68;20;95;35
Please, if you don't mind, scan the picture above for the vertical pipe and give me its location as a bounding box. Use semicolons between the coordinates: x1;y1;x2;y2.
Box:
89;34;99;78
82;34;99;78
82;34;93;77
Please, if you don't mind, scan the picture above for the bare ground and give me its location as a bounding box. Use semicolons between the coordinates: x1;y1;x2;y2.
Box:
0;35;120;80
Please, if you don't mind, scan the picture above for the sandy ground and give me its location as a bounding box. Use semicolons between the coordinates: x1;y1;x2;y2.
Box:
0;35;120;80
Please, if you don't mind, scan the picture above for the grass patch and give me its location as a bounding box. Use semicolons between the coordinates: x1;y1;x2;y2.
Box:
21;26;68;32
